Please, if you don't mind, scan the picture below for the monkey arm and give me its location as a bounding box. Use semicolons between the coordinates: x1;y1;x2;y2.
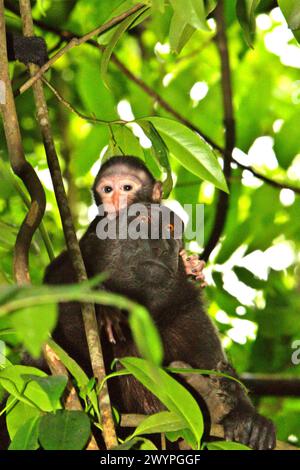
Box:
6;32;48;66
170;360;276;450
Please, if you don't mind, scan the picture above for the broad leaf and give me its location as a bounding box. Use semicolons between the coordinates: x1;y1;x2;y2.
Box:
114;437;157;450
130;411;185;438
0;366;55;411
119;357;204;448
6;398;42;441
100;7;148;88
10;304;57;358
39;410;91;450
139;120;173;197
170;0;210;31
206;440;251;450
144;117;228;192
169;13;196;54
129;305;163;366
8;416;40;450
236;0;261;47
278;0;300;31
21;375;67;411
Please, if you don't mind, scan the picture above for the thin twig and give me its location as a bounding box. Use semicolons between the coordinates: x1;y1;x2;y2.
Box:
42;77;125;124
18;2;147;95
19;0;117;449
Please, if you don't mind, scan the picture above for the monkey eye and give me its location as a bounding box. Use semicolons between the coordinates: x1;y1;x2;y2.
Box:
122;184;133;192
103;186;113;193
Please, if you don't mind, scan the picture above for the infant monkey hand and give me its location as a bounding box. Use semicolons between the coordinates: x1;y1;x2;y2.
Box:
180;250;207;288
99;307;128;344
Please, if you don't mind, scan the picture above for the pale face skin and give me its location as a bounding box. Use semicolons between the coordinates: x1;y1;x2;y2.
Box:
97;174;143;213
95;165;161;214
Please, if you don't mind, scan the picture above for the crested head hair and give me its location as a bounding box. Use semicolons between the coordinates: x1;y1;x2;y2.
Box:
96;155;155;184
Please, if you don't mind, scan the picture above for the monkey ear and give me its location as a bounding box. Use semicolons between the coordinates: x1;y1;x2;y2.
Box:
152;181;163;202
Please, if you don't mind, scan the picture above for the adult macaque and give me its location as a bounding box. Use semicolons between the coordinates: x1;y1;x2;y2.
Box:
44;203;276;450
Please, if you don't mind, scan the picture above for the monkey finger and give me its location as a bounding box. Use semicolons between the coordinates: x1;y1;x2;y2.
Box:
224;427;234;442
249;422;261;449
105;320;117;344
194;272;205;280
235;419;252;446
266;425;276;450
257;426;269;450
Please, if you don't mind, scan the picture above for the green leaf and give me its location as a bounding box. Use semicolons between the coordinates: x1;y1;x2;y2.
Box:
6;398;42;440
97;2;150;45
21;375;67;411
139;121;173;197
274;113;300;169
100;7;148;88
170;0;210;31
169;13;196;54
0;221;17;248
38;410;91;450
104;125;144;161
236;0;261;47
205;0;217;15
129;305;163;366
119;357;204;449
234;267;266;290
0;366;56;412
46;339;100;418
278;0;300;31
114;437;157;450
8;416;40;450
206;440;251;450
145;117;228;192
10;304;57;358
151;0;165;13
130;411;185;438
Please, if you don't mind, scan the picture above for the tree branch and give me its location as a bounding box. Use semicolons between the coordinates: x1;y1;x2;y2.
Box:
18;0;117;449
18;2;147;95
120;414;298;451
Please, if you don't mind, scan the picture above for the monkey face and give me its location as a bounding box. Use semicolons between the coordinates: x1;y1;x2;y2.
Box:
92;158;163;210
94;164;162;213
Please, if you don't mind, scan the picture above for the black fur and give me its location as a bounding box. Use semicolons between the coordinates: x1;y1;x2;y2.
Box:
44;204;276;450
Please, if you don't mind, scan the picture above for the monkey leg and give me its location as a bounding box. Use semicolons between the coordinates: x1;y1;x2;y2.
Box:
170;361;276;450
